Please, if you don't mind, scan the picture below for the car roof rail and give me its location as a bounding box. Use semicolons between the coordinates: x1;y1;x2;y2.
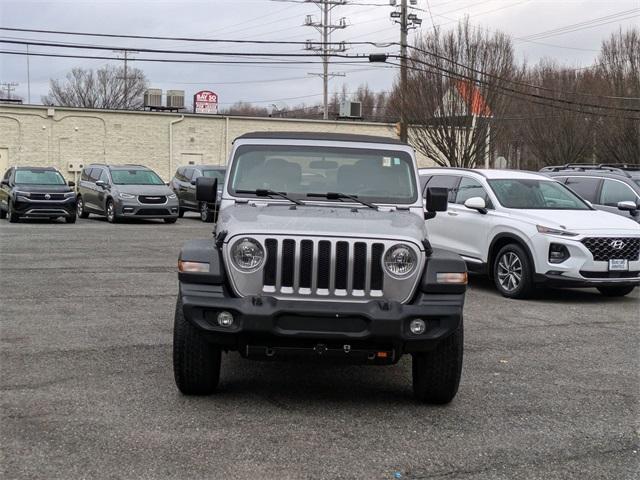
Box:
540;163;634;177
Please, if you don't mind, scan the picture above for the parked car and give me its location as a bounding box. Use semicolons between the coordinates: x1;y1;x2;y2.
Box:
170;165;225;222
419;168;640;298
0;166;77;223
540;164;640;223
76;164;179;223
174;132;467;404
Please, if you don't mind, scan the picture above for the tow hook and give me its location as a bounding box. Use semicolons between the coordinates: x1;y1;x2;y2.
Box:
343;345;351;354
314;343;328;355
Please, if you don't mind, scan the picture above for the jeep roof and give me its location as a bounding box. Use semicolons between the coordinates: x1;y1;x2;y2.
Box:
235;131;406;145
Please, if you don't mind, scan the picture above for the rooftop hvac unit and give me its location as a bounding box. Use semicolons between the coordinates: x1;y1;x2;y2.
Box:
143;89;162;107
166;90;185;109
339;101;362;119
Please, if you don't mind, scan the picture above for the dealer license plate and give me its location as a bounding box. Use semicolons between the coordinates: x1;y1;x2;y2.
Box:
608;259;629;271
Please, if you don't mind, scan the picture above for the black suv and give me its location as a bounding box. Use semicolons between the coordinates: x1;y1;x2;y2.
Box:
0;166;77;223
541;164;640;223
76;164;179;223
170;165;225;222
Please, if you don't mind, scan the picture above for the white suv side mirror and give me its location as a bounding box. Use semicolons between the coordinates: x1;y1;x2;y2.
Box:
618;200;639;216
464;196;487;214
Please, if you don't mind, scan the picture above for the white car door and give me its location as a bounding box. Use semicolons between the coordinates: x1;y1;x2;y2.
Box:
447;176;493;262
423;174;465;252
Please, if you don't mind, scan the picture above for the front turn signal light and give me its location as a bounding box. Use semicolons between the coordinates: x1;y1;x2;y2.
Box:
436;272;468;284
178;260;210;273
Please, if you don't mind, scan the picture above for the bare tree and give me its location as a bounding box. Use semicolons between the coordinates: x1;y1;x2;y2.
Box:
515;60;598;167
389;18;521;167
595;27;640;165
42;65;147;110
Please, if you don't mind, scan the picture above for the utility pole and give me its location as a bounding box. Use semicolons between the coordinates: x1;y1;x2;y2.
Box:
0;81;19;100
305;0;347;120
114;49;139;108
26;44;31;103
390;0;421;142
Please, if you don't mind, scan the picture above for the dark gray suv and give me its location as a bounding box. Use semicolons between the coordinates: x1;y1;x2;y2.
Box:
541;164;640;223
170;165;225;222
76;164;179;223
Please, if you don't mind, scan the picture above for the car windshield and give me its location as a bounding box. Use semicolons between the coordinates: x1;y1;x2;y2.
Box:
488;179;590;210
228;145;417;204
14;169;66;185
202;170;225;184
111;169;164;185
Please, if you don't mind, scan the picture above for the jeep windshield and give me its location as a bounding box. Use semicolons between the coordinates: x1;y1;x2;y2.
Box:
228;145;417;204
488;179;591;210
14;169;66;185
111;169;164;185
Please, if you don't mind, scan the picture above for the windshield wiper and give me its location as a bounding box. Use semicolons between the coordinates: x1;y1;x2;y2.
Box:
306;192;378;210
236;189;304;206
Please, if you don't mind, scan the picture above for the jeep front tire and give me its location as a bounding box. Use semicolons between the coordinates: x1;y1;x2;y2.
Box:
173;298;221;395
412;323;463;404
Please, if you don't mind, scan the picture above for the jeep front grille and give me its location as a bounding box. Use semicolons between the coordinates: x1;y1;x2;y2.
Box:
262;238;385;297
582;237;640;261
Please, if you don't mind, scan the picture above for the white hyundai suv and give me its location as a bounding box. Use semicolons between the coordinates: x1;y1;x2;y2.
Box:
419;168;640;298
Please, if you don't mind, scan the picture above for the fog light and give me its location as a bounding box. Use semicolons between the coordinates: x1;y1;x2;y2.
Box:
549;243;570;264
409;319;426;335
217;311;234;327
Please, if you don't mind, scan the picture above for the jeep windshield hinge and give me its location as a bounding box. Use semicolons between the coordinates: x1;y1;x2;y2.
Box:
215;230;228;249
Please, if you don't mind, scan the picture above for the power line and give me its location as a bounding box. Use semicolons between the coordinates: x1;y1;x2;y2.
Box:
0;26;395;47
405;44;640;101
0;38;371;59
385;58;640;119
0;49;372;66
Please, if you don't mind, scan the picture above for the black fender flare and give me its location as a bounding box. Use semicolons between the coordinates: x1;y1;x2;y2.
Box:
178;239;226;285
420;248;468;294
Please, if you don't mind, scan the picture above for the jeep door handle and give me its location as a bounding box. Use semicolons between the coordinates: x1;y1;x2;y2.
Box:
447;211;458;216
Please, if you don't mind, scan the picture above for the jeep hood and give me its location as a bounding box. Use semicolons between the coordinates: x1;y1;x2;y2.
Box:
218;204;428;246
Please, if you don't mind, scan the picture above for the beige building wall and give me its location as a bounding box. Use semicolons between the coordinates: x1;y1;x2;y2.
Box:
0;105;435;180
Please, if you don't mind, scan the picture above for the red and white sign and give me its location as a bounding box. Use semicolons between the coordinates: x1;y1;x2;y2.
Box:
194;90;218;114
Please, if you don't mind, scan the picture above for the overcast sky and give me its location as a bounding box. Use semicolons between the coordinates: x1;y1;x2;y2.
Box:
0;0;638;110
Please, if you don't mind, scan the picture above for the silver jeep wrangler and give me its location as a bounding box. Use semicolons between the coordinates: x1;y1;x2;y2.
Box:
174;132;467;404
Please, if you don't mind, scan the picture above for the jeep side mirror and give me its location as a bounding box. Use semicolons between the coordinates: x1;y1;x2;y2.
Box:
464;196;488;214
618;200;639;216
68;180;75;187
425;187;448;220
196;176;218;204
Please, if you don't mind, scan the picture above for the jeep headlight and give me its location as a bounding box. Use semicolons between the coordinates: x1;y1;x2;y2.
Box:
231;237;265;271
383;244;417;277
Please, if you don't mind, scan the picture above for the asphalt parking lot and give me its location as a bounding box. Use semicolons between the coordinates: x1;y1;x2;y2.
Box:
1;215;638;480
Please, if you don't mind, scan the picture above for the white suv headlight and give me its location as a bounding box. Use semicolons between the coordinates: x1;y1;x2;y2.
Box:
383;244;417;277
231;238;265;271
536;225;578;237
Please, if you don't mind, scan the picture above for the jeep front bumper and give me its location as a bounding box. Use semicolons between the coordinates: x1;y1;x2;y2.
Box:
179;282;464;362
